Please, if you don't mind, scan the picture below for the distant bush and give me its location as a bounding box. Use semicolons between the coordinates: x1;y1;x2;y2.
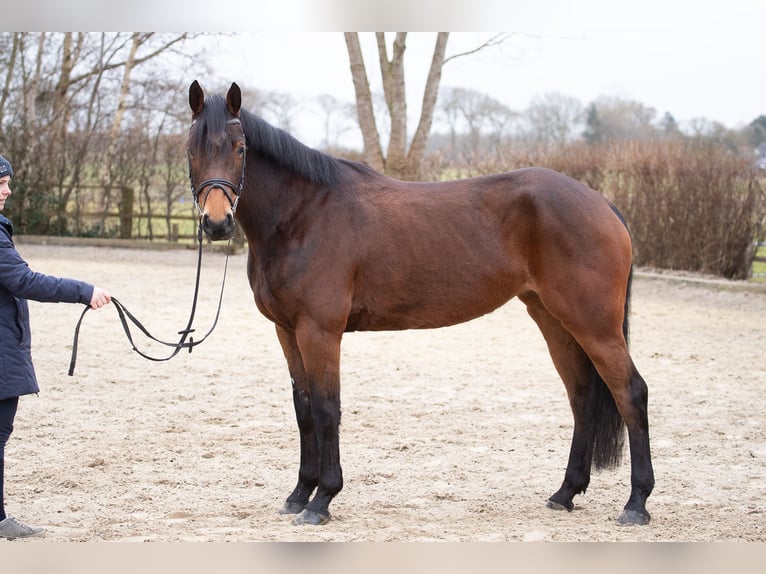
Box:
604;142;763;279
429;141;766;279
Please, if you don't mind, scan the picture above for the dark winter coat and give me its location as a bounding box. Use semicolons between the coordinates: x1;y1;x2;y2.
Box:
0;214;93;400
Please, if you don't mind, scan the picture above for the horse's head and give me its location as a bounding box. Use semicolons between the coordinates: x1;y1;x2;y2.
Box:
187;80;246;241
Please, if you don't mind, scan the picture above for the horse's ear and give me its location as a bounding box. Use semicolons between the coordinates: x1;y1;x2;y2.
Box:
226;82;242;116
189;80;204;115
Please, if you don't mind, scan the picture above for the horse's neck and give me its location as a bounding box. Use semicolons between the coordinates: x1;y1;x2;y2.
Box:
237;163;326;245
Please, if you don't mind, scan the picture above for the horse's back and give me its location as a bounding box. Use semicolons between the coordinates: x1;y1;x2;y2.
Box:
344;166;630;332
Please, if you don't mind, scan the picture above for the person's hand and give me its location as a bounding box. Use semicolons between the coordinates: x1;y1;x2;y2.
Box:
90;286;111;310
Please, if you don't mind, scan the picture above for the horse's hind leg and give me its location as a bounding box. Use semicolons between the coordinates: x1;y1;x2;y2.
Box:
588;350;654;525
540;295;654;525
520;293;621;512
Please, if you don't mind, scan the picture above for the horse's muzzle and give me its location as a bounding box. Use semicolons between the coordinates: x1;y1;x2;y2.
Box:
201;212;235;241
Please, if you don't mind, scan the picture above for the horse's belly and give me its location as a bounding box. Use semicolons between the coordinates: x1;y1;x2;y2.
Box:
346;288;513;332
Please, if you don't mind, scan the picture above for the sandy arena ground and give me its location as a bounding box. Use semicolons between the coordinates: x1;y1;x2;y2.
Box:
2;242;764;542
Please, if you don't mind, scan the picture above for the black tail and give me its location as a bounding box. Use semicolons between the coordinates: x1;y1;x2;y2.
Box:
590;201;632;470
589;267;631;470
590;374;626;469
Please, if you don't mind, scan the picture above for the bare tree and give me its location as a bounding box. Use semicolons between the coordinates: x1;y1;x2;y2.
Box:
344;33;510;180
344;32;386;172
0;32;198;235
0;33;21;126
344;32;448;180
522;92;584;147
240;85;300;131
314;94;356;151
583;96;658;143
99;33;193;227
438;86;516;161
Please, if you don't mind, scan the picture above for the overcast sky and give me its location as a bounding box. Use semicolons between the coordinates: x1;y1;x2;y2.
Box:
183;0;764;144
9;0;765;144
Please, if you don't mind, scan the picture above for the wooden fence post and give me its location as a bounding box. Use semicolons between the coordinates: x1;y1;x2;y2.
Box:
119;186;134;239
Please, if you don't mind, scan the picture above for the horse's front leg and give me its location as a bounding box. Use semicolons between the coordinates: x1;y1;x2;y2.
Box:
277;322;344;525
275;325;319;515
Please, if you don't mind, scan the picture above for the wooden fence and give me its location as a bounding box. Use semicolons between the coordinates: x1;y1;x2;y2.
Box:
66;186;200;243
753;242;766;279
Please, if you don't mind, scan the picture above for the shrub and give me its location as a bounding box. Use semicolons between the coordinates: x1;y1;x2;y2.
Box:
433;141;765;279
604;141;763;279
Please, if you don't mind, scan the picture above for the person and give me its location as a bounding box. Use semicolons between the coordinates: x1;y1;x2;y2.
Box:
0;154;111;540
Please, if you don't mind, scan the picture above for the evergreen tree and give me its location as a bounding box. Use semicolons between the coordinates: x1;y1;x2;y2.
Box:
582;103;602;144
747;115;766;149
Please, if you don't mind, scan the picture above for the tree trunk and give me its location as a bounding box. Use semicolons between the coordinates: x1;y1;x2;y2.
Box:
405;32;449;180
377;32;408;179
344;32;450;180
51;32;81;233
100;32;143;230
0;33;20;126
344;32;385;172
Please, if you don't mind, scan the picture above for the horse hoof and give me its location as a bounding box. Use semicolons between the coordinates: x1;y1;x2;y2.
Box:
545;499;573;512
617;509;650;526
292;509;330;526
278;501;305;515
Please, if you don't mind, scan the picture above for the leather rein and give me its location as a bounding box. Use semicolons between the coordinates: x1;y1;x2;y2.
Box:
68;118;245;376
68;224;231;376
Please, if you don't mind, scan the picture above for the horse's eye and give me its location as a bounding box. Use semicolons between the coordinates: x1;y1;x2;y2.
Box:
237;146;246;158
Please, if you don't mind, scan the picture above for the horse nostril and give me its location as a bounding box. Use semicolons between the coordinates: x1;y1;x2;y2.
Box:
199;212;234;241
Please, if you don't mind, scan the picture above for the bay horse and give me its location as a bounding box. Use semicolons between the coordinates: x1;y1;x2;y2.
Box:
186;81;654;527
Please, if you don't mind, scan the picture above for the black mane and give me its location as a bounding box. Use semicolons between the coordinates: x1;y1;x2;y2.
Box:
191;94;343;186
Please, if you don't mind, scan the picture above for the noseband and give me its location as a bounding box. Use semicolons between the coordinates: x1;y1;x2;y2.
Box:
188;117;246;216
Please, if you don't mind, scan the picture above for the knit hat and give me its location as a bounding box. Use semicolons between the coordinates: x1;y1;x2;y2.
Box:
0;155;12;179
